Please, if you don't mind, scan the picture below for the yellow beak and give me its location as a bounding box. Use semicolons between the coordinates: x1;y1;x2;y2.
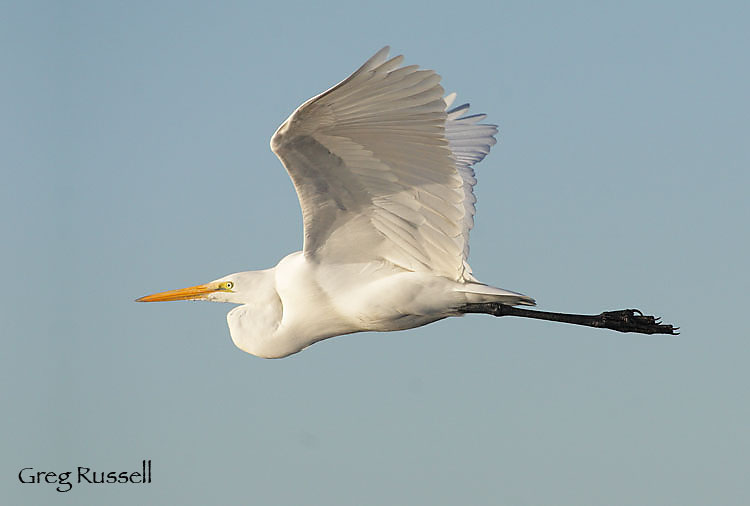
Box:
136;282;221;302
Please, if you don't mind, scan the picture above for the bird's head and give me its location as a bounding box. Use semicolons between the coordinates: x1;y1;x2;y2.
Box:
136;273;254;304
137;270;286;357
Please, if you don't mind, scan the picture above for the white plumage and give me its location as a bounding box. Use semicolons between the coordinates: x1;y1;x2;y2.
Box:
138;47;534;358
271;47;491;282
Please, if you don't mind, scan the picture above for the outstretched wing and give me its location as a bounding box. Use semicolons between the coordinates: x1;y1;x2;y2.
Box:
270;47;497;282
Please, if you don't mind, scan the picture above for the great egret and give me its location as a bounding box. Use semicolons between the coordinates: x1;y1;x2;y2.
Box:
137;47;676;358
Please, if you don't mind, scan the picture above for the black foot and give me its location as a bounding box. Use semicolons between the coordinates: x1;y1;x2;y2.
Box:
595;309;679;335
457;303;679;335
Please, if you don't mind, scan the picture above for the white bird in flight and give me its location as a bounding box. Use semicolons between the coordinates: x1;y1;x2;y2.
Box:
138;47;676;358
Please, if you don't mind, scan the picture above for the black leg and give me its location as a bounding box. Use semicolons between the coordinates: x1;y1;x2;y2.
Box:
457;303;678;335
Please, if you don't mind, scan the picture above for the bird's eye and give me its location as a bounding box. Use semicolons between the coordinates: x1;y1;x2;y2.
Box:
225;281;234;290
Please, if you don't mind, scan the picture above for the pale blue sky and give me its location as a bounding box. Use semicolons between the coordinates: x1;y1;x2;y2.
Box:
2;1;749;504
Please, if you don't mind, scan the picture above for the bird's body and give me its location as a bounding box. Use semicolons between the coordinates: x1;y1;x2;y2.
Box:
138;47;676;358
215;251;529;358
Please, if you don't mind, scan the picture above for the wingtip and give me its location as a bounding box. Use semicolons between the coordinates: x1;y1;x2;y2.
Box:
374;46;391;60
361;46;395;72
444;92;457;109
